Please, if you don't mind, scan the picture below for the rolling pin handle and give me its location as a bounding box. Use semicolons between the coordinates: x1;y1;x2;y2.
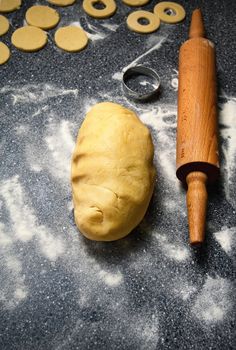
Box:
189;8;205;39
186;171;208;245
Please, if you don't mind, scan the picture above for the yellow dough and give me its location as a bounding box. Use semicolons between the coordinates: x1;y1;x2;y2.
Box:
25;6;60;30
54;26;88;52
0;15;9;36
122;0;150;7
11;26;47;52
83;0;116;19
47;0;76;6
0;0;21;13
71;102;156;241
154;2;186;24
0;42;10;64
127;10;160;34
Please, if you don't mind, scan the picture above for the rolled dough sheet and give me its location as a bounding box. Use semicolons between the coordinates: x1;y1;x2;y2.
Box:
54;26;88;52
0;0;21;13
0;15;9;36
25;5;60;30
47;0;76;6
0;42;10;64
11;26;48;52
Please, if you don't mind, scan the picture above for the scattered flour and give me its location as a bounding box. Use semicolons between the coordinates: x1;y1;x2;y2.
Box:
0;176;65;261
99;270;123;287
219;97;236;208
0;83;78;105
213;226;236;254
153;232;190;262
192;276;232;323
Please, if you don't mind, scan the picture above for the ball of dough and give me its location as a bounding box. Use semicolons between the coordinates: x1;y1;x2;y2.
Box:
0;15;10;36
54;26;88;52
0;0;21;13
25;5;60;30
11;26;47;52
71;102;156;241
0;42;10;64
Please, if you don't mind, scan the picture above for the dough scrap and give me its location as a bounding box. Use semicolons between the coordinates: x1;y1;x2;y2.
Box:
47;0;76;6
11;26;47;52
54;26;88;52
0;41;10;64
25;5;60;30
0;0;21;13
83;0;117;19
71;102;156;241
122;0;150;7
0;15;9;36
127;10;160;34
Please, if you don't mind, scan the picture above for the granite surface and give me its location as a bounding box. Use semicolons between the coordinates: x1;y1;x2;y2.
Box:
0;0;236;349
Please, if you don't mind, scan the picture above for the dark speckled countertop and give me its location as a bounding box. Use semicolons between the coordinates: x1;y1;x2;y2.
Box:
0;0;236;349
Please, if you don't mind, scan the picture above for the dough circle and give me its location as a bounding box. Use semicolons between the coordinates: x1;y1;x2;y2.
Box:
71;102;156;242
54;26;88;52
154;2;185;23
83;0;116;19
127;11;160;34
0;15;9;36
11;26;47;52
0;42;10;64
122;0;149;7
0;0;21;13
47;0;76;6
25;6;60;30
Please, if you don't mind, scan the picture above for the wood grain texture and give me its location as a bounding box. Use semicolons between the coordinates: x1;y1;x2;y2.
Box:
176;9;219;244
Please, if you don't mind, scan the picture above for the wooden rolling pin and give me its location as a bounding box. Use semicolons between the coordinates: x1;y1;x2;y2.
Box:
176;9;219;245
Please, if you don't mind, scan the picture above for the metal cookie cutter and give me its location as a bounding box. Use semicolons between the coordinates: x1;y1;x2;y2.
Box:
122;65;161;101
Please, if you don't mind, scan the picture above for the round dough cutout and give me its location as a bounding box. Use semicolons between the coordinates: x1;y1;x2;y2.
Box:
54;26;88;52
154;2;185;23
0;15;9;35
11;26;48;52
122;0;149;7
0;0;21;13
127;10;160;34
47;0;76;6
25;5;60;30
0;42;10;64
83;0;116;19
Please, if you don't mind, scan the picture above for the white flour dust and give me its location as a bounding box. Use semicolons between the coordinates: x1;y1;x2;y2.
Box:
0;176;65;261
0;83;78;105
99;270;123;287
213;226;236;255
192;276;233;323
219;96;236;208
153;232;190;262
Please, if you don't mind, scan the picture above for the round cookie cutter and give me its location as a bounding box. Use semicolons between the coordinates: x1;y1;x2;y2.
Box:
154;1;186;24
122;65;161;101
127;10;160;34
82;0;116;19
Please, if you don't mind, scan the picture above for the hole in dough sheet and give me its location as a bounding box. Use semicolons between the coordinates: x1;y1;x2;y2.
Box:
92;1;106;9
164;8;176;16
137;17;150;25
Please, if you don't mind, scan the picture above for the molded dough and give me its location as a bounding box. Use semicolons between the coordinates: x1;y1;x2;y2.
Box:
11;26;47;52
0;42;10;64
0;0;21;13
122;0;150;7
71;102;156;241
154;2;185;24
83;0;116;19
127;10;160;34
25;5;60;30
0;15;9;36
54;26;88;52
47;0;76;6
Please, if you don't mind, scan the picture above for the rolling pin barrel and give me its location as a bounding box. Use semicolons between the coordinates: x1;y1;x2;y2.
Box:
176;9;219;245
